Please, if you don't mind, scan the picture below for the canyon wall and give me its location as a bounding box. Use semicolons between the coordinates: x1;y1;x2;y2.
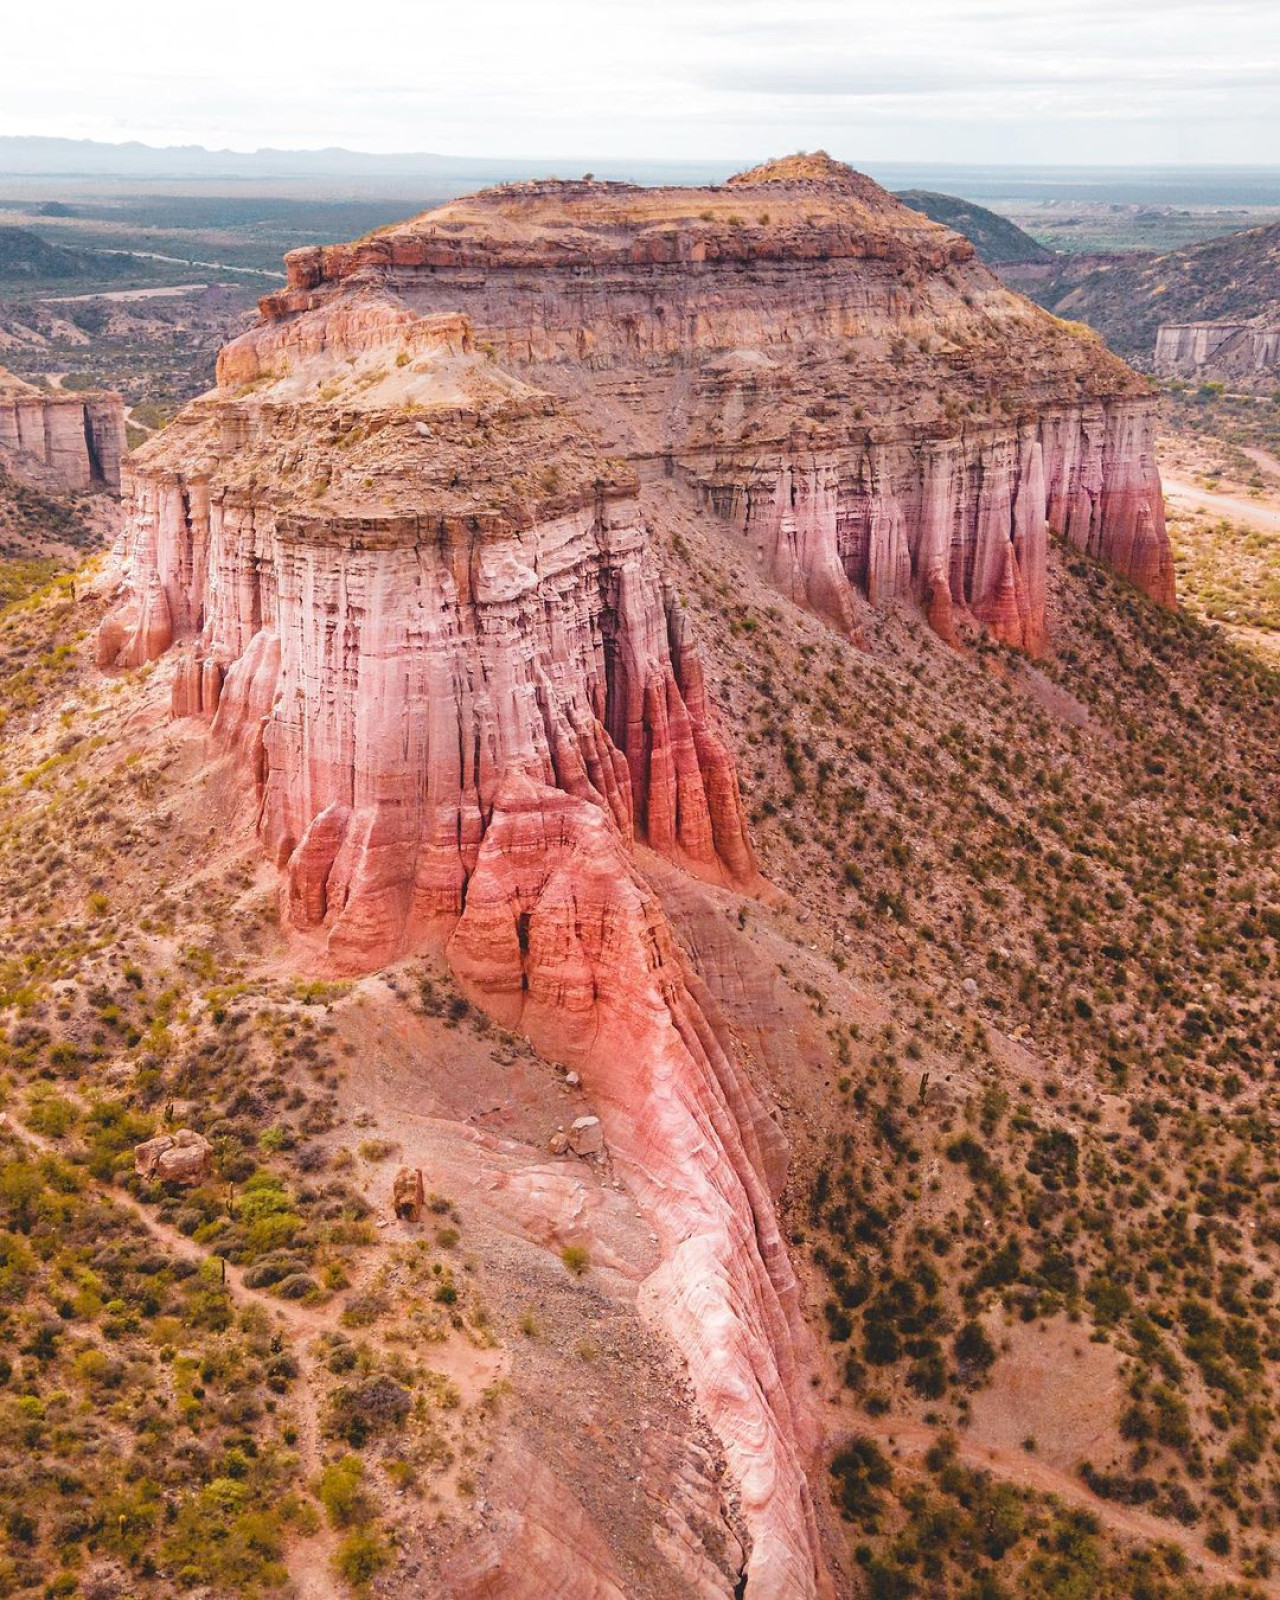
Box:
101;453;755;973
251;156;1172;641
680;397;1170;650
96;335;825;1596
1156;318;1280;386
0;366;124;491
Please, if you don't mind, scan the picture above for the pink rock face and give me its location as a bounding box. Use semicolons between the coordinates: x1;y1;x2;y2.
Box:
247;159;1172;646
447;774;829;1597
0;367;125;492
1156;317;1280;386
252;503;754;969
442;1439;633;1599
680;398;1174;651
101;446;755;971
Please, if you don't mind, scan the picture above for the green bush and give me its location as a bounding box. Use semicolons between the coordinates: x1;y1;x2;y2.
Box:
334;1528;391;1586
317;1455;372;1529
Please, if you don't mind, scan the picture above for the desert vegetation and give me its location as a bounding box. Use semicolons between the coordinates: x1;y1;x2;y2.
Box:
666;495;1280;1588
0;569;518;1593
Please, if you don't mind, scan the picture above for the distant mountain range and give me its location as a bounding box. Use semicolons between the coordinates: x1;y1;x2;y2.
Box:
0;136;724;187
5;136;1276;200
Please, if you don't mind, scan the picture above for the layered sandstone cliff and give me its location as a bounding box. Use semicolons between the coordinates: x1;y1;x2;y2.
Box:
1156;316;1280;386
258;151;1174;645
98;309;755;968
95;293;817;1592
0;365;124;491
95;155;1179;1597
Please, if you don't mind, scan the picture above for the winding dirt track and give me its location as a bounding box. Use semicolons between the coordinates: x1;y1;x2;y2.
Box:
1164;477;1280;533
1;1112;343;1597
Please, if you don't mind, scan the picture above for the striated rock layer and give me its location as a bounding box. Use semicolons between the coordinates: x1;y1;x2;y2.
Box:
260;150;1174;644
99;382;755;967
448;776;827;1596
0;364;124;492
96;154;1181;1597
1155;317;1280;387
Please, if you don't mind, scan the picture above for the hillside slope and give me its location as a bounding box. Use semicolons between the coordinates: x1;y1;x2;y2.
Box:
894;190;1053;265
0;225;140;293
1034;222;1280;363
4;482;1276;1599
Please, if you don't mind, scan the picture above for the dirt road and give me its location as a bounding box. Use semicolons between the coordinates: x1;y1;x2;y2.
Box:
1164;475;1280;533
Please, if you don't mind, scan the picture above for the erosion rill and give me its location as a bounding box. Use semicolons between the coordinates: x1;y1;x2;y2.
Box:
96;154;1175;1598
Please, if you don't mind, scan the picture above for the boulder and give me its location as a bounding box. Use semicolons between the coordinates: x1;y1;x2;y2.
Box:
133;1128;212;1185
568;1116;605;1159
392;1166;425;1222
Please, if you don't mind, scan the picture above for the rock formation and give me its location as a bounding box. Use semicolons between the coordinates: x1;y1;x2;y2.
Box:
133;1128;213;1185
447;774;826;1597
1156;316;1280;387
256;150;1174;640
391;1166;425;1222
0;365;124;492
95;154;1180;1597
99;292;756;968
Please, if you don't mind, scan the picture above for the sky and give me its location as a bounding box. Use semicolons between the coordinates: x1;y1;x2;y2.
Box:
7;0;1280;166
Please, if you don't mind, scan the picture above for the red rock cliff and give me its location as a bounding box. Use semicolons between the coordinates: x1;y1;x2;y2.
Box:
97;293;823;1594
99;308;754;969
254;151;1173;645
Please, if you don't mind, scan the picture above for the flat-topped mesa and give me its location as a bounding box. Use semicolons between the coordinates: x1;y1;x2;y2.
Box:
0;365;125;492
245;153;1173;645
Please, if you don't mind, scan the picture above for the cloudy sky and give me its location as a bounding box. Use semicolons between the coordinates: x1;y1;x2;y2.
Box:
9;0;1280;164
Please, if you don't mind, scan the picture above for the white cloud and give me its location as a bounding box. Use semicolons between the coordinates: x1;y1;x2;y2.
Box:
4;0;1279;164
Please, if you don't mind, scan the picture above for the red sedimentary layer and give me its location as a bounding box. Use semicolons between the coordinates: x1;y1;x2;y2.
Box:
447;774;827;1596
105;448;754;970
243;153;1172;641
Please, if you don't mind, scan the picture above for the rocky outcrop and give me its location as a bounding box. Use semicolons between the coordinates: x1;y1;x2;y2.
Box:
391;1166;424;1221
101;418;754;968
250;153;1171;639
133;1128;212;1185
0;365;124;491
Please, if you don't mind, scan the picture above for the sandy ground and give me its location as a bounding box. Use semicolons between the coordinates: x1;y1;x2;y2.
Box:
1163;475;1280;533
1158;423;1280;662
